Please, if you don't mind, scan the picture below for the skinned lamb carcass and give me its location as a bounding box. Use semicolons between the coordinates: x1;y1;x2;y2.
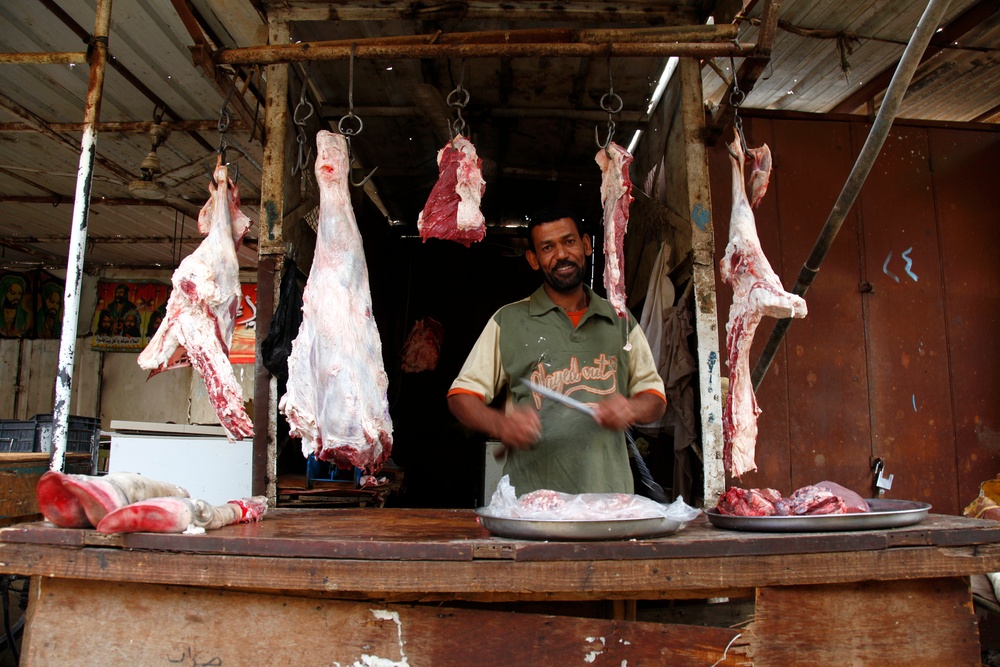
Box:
720;132;807;477
137;157;253;441
417;134;486;247
279;131;393;472
595;141;634;318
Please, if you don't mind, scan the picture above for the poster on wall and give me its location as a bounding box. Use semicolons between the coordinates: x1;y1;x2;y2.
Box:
35;272;65;339
0;271;34;338
91;280;171;353
0;270;66;339
90;280;257;362
229;283;257;365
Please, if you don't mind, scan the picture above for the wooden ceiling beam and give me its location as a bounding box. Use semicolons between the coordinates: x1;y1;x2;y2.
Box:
0;196;260;207
263;0;703;24
830;0;1000;114
0;120;246;134
219;39;754;66
216;25;739;65
0;52;87;65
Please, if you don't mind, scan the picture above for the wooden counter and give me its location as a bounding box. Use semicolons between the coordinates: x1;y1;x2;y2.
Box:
2;508;998;665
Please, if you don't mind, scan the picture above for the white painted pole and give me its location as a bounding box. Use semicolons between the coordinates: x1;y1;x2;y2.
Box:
51;0;113;472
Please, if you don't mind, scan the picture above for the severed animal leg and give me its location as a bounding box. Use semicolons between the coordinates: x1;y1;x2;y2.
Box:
96;495;268;534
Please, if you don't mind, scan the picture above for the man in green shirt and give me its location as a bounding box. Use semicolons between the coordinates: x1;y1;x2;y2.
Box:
448;207;666;495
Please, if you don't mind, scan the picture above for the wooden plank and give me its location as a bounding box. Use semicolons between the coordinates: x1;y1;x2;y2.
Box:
257;19;291;505
2;540;998;600
22;578;749;666
264;0;703;24
4;510;1000;562
746;578;981;665
679;56;726;505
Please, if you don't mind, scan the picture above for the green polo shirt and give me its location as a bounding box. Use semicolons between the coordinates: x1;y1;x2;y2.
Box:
450;285;664;495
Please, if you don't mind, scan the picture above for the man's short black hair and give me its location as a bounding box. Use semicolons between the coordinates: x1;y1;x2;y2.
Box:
527;206;586;251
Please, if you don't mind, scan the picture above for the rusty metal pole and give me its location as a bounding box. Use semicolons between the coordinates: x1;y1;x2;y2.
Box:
750;0;953;391
51;0;112;473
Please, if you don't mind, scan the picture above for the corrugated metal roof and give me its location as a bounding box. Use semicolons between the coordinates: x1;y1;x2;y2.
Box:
0;0;997;270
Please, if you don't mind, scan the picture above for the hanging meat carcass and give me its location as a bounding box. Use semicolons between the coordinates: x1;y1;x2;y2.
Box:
137;157;254;441
417;134;486;247
279;131;393;473
720;132;807;477
595;141;634;318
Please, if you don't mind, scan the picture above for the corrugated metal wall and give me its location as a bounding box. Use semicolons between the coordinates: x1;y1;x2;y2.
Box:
709;114;1000;514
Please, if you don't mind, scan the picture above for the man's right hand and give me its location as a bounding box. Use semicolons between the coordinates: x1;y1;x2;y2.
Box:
495;406;542;450
447;393;542;450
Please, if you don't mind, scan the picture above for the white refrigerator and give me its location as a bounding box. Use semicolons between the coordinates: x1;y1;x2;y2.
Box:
108;421;253;505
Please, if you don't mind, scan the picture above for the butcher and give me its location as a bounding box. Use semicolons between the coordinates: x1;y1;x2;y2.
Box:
447;207;666;495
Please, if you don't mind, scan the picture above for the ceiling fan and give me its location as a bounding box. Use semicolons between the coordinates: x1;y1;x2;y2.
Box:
127;122;170;200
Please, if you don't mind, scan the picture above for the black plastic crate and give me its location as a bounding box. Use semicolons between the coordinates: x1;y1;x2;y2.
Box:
0;415;102;473
0;420;37;453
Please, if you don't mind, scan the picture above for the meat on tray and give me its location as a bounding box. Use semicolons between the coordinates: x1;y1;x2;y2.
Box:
417;134;486;247
715;481;871;516
720;132;807;477
595;141;634;319
137;157;254;441
279;131;393;473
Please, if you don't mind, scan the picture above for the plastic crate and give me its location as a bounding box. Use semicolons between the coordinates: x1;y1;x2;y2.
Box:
0;420;38;453
305;454;360;489
0;415;102;474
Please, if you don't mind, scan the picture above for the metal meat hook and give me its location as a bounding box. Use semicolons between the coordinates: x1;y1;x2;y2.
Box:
341;131;377;188
595;90;623;154
339;43;377;188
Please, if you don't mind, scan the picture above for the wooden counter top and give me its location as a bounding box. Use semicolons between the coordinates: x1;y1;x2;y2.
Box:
5;508;997;665
1;508;998;601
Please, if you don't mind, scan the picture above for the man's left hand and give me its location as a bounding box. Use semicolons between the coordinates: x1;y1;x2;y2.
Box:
592;393;667;431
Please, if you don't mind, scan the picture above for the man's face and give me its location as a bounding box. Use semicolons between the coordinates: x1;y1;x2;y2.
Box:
45;290;60;315
526;218;592;293
4;283;23;309
114;286;127;303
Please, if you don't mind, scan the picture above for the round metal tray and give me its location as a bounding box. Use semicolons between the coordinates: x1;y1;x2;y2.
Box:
705;498;932;532
475;508;684;541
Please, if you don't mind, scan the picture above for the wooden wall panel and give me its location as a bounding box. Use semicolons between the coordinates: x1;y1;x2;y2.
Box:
771;119;871;494
928;128;1000;509
856;125;957;512
709;114;1000;514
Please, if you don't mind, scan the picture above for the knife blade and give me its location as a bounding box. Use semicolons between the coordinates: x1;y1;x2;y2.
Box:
522;379;668;502
522;379;596;417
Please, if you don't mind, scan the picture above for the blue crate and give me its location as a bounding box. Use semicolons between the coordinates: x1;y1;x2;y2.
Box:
305;454;360;489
